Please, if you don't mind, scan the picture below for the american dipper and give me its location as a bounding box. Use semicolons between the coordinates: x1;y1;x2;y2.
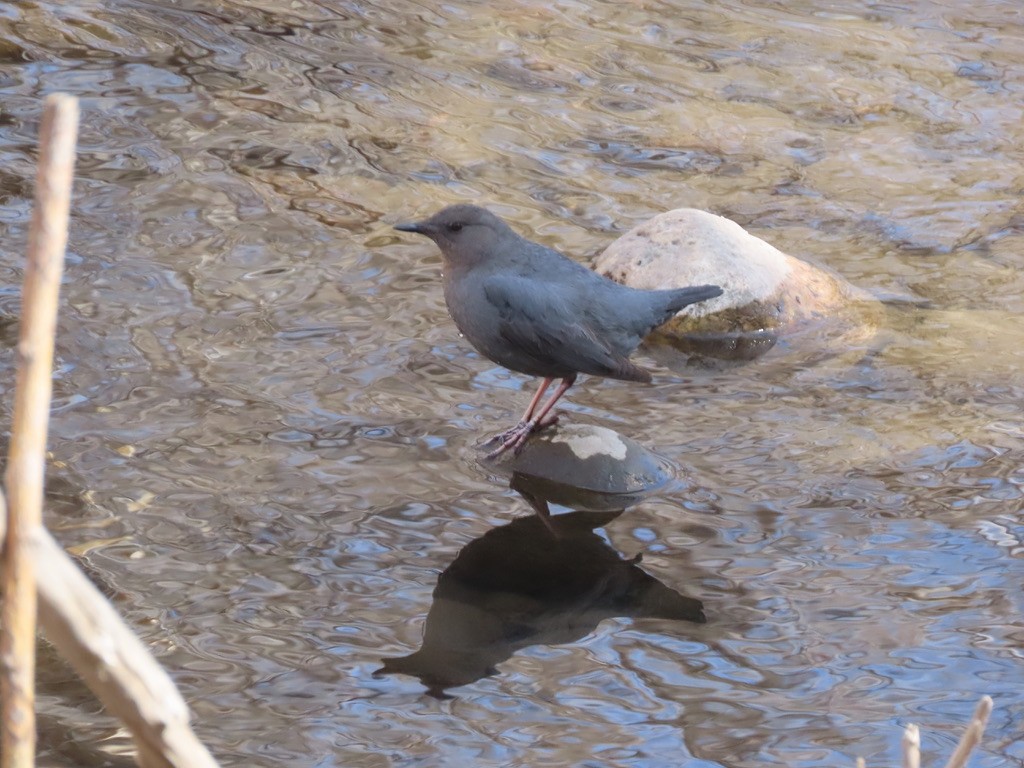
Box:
395;205;723;457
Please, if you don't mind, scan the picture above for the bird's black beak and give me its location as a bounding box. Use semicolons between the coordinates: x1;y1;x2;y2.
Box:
395;220;428;234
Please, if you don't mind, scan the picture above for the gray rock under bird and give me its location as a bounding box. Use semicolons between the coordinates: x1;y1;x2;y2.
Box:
395;204;723;456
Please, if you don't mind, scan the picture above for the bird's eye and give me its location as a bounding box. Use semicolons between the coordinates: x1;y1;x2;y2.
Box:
447;222;463;232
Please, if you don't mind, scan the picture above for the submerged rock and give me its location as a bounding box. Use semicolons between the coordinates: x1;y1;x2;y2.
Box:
487;423;675;513
592;208;878;360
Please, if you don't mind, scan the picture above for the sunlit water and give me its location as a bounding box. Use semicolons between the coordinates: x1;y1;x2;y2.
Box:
1;0;1022;766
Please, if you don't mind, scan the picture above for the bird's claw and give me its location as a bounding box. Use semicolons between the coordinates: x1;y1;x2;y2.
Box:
483;414;560;459
485;421;534;459
483;420;529;447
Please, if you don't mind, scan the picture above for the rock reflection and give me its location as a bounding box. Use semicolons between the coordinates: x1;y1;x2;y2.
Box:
378;510;704;697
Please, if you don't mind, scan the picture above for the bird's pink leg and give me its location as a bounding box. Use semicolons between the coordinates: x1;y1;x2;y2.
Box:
528;376;575;429
520;377;554;423
486;375;576;459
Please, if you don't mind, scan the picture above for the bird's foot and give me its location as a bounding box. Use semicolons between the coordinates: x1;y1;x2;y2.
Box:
483;420;529;447
481;421;540;456
484;413;561;459
485;420;535;459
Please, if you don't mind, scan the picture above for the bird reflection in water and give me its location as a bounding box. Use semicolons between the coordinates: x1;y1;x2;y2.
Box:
378;422;704;696
377;509;704;698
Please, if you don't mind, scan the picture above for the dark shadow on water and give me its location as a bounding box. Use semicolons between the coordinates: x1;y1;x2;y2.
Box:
659;328;780;364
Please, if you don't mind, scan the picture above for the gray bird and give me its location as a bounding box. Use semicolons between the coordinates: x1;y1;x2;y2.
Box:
395;205;723;457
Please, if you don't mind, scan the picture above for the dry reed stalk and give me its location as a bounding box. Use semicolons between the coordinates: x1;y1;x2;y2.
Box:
902;723;920;768
31;527;220;768
1;92;78;768
944;696;992;768
858;695;994;768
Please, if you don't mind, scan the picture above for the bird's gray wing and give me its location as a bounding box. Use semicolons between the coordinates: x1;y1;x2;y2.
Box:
482;274;651;381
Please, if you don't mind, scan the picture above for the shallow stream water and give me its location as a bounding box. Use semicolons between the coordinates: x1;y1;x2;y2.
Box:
1;1;1022;766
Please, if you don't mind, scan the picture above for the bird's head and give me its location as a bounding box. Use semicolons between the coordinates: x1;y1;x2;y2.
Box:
395;204;513;265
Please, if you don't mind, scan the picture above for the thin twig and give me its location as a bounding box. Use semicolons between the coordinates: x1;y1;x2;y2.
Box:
1;92;78;768
944;696;993;768
902;723;920;768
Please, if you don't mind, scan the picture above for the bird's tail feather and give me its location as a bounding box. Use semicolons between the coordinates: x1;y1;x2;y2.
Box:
665;284;723;313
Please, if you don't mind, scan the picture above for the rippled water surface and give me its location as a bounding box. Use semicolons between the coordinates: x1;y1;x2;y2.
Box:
2;0;1023;765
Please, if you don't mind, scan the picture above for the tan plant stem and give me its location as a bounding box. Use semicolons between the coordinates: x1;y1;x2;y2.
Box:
1;92;78;768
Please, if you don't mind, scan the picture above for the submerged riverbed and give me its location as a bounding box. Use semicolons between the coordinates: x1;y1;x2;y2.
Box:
1;1;1022;766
